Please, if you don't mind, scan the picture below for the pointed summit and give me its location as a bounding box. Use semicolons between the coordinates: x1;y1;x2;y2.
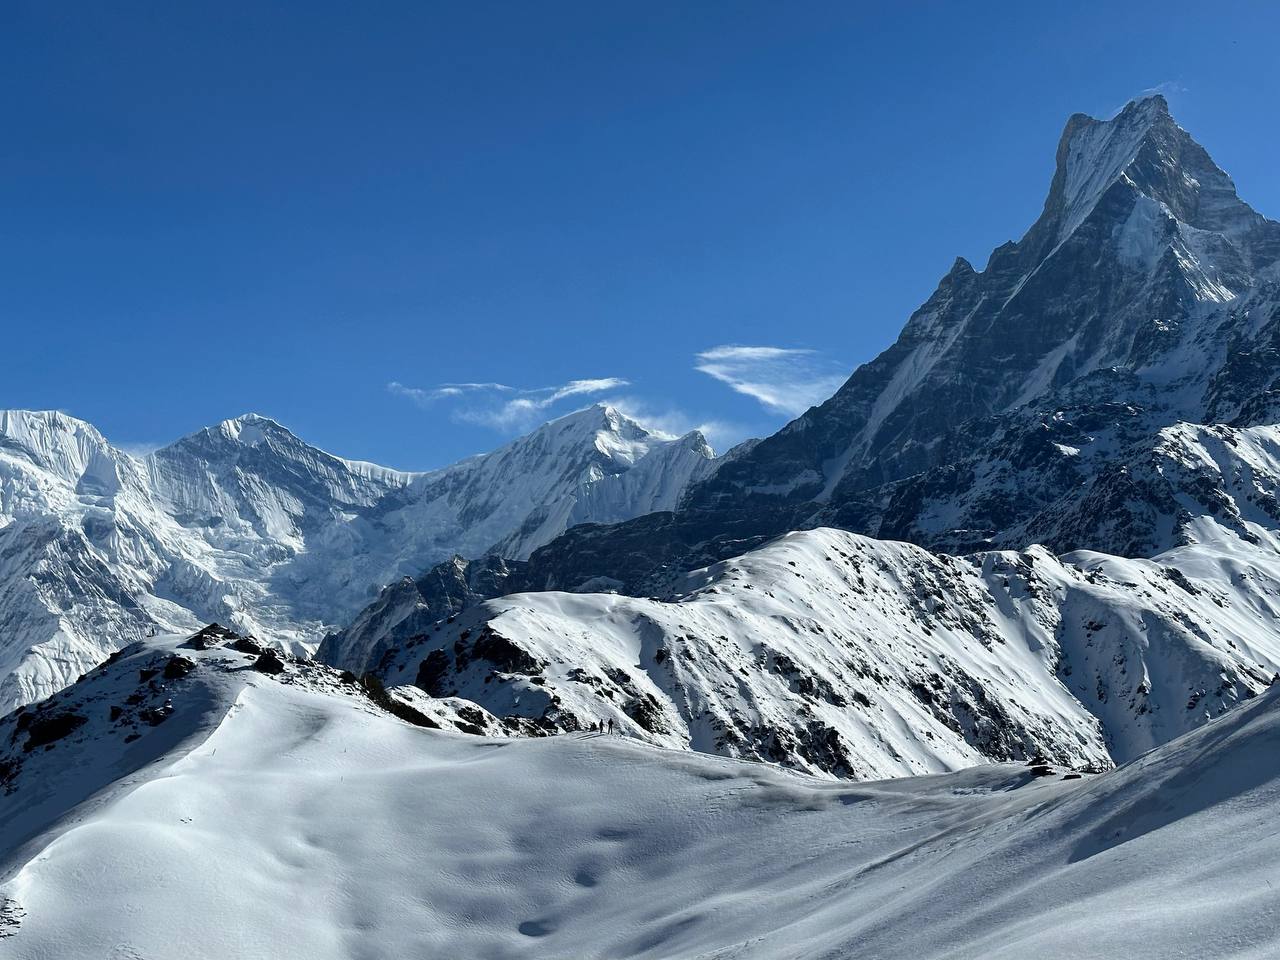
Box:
1040;94;1266;251
216;412;293;446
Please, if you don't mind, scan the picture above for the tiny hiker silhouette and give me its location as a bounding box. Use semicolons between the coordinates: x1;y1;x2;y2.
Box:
607;718;614;735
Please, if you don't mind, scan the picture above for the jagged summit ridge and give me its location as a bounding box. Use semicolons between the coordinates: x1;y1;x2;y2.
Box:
1050;94;1177;243
1035;94;1275;304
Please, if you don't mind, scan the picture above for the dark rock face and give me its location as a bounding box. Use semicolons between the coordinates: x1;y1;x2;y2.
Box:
358;674;440;729
230;635;264;656
410;626;547;700
20;712;88;752
183;623;239;650
414;649;452;698
318;555;522;673
466;629;544;676
162;656;196;680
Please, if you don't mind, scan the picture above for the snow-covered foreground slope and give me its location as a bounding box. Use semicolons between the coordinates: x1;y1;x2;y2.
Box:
0;405;713;710
2;629;1279;959
331;526;1280;779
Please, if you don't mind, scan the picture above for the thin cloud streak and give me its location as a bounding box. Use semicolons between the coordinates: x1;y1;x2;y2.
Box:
1109;81;1188;118
695;345;847;416
388;377;630;431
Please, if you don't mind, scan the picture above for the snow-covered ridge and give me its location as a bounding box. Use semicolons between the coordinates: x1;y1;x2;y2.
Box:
332;525;1280;780
2;625;1279;958
0;404;715;710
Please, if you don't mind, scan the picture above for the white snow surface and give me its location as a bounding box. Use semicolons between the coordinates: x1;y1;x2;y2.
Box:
0;406;714;710
2;631;1279;959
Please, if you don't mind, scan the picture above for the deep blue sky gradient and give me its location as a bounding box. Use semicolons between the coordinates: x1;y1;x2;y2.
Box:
4;1;1278;468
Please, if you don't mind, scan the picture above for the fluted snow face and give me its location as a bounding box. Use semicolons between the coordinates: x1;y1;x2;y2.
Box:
0;406;715;710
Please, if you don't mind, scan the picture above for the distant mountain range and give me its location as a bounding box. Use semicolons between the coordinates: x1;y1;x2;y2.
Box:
0;405;713;709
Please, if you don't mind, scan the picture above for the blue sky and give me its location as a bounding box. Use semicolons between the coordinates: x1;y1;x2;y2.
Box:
4;2;1278;469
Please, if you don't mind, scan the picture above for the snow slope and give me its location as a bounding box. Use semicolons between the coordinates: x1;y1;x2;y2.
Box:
2;628;1279;959
0;405;714;710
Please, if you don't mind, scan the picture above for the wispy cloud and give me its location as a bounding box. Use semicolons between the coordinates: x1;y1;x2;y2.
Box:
1110;81;1187;118
388;381;515;405
388;377;629;431
695;345;847;416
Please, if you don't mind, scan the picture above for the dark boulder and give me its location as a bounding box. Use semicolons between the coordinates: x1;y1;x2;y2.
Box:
163;655;196;680
252;650;286;674
231;636;264;656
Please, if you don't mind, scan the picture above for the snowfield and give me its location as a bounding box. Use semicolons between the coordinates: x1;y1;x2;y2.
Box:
1;631;1279;959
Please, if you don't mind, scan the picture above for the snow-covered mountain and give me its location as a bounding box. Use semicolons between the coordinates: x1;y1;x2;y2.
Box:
758;92;1280;512
492;94;1280;593
0;405;714;710
3;625;1278;958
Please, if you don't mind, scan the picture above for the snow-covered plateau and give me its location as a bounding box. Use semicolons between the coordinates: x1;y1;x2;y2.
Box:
1;629;1277;959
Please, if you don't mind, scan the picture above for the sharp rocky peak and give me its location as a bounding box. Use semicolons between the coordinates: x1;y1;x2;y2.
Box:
551;402;648;436
1038;94;1269;254
499;403;665;467
504;95;1280;598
